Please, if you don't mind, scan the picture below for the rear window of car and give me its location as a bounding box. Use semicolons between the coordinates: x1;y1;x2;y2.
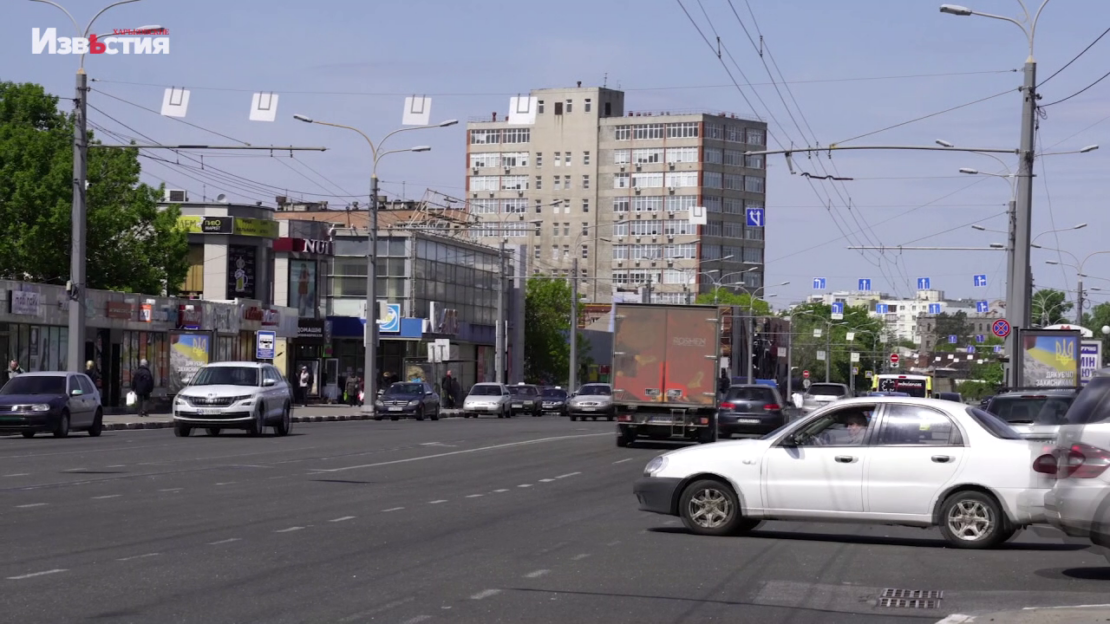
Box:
542;389;566;398
578;385;611;396
1065;377;1110;425
510;386;539;396
807;384;847;396
725;387;777;402
966;407;1022;439
988;395;1074;425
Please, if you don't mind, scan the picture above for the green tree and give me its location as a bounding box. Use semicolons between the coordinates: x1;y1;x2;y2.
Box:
1083;301;1110;354
695;287;772;314
784;302;885;387
523;278;590;385
1032;288;1073;326
0;81;188;294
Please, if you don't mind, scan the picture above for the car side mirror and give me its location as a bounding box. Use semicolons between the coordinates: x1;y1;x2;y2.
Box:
70;389;83;396
780;433;798;447
263;378;276;387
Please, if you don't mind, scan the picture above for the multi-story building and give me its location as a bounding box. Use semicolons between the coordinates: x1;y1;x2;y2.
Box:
465;85;768;303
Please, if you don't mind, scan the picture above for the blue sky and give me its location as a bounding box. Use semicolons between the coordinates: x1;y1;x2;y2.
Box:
4;0;1109;308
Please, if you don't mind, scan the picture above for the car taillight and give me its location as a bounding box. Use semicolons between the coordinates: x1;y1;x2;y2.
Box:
763;404;781;410
1032;454;1057;475
618;414;632;422
720;402;735;409
1059;444;1110;479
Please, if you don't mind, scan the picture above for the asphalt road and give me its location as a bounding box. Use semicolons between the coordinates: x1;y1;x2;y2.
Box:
2;416;1109;624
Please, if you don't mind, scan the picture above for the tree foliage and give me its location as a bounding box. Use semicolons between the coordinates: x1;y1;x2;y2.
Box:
0;81;189;294
695;288;772;315
1084;302;1110;354
1033;288;1073;326
523;278;590;385
783;302;886;386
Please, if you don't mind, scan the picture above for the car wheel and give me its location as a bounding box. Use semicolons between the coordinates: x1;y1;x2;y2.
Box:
679;479;749;536
939;490;1009;548
570;415;577;422
274;404;292;437
174;423;192;437
248;407;266;437
205;427;221;436
87;410;103;437
21;431;35;439
607;415;614;422
415;406;425;422
53;412;70;438
373;415;383;421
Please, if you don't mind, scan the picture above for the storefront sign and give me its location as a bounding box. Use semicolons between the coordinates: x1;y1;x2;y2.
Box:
262;308;280;326
227;245;257;299
139;304;153;322
242;306;265;322
178;216;277;238
177;304;203;330
298;318;325;338
106;301;132;320
1081;340;1103;385
274;237;334;255
233;218;279;238
8;290;40;316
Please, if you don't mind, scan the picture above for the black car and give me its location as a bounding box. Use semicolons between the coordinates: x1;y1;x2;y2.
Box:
0;372;104;438
508;384;542;416
374;382;440;421
934;391;963;402
983;387;1079;440
540;387;569;416
717;384;786;438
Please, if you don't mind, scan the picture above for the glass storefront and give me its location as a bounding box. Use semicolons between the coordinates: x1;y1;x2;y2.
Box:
216;335;236;362
121;331;169;389
0;323;69;373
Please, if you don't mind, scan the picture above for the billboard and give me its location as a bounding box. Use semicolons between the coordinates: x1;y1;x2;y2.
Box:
1020;329;1080;388
1081;340;1104;385
169;332;210;393
288;259;318;319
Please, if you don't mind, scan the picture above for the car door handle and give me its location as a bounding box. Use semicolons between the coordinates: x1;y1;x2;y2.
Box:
931;455;953;463
834;455;856;463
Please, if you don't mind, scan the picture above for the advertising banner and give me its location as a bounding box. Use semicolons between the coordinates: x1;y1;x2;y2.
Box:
227;245;257;299
1081;340;1104;385
1020;329;1080;388
169;332;210;393
289;259;318;319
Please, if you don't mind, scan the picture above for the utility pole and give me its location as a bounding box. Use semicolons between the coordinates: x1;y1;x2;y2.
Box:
366;175;380;401
784;321;793;401
67;68;88;372
495;238;505;384
745;307;755;384
569;256;578;391
1010;59;1038;389
825;326;831;383
1077;279;1085;326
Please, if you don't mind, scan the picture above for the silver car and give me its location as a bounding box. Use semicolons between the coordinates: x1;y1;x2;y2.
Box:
172;362;293;437
569;383;614;421
801;382;852;414
462;383;512;418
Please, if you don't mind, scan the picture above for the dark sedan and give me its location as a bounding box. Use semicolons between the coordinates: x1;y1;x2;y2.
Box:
0;372;104;438
540;387;568;416
508;384;543;416
717;384;785;438
374;382;440;421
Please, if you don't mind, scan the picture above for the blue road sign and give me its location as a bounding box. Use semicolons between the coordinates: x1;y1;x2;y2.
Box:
745;207;765;228
831;302;844;319
812;277;827;290
917;277;931;290
976;300;989;313
858;278;872;291
875;303;889;314
255;330;276;360
976;335;985;343
994;345;1003;353
992;319;1011;338
948;335;958;344
974;274;988;287
967;345;976;354
928;303;942;314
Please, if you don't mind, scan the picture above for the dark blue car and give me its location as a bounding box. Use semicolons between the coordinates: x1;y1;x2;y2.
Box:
0;372;103;438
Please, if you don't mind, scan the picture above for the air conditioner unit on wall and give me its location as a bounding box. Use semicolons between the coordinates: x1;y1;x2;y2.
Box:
163;189;188;203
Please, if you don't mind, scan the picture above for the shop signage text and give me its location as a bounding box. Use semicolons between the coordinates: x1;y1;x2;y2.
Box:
178;304;203;329
106;301;132;319
274;237;334;255
8;290;40;316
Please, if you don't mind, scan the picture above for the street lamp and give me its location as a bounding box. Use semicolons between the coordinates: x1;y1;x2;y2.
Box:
1044;250;1110;323
293;113;456;415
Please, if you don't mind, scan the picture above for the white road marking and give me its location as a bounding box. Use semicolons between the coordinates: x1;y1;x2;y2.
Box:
936;616;976;624
517;484;532;488
275;526;305;533
158;488;183;492
400;617;432;624
429;500;448;505
383;507;404;512
494;489;509;493
330;516;356;523
209;538;241;545
4;473;30;477
16;503;46;508
215;482;236;486
539;478;555;483
612;458;632;464
64;468;87;472
555;472;581;479
6;569;66;580
607;540;621;546
470;589;502;600
571;553;591;561
106;465;125;468
524;569;550;578
311;433;609;474
117;553;160;562
466;494;484;498
92;494;121;500
337;597;415;622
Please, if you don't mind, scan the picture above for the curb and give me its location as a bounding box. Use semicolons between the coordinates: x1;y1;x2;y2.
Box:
101;411;465;431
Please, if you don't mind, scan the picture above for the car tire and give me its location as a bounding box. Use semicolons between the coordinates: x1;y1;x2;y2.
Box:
607;415;614;422
617;429;636;447
53;412;70;438
87;410;103;437
570;415;577;422
415;406;425;422
174;423;192;437
21;431;34;439
431;408;440;421
679;479;749;536
248;407;266;437
373;415;383;421
205;427;221;436
938;490;1010;549
274;404;292;437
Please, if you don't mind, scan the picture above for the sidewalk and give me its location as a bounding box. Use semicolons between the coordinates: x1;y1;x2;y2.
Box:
101;405;464;431
939;606;1110;623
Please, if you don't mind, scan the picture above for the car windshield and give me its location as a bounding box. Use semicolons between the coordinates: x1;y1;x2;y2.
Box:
966;407;1022;439
542;389;567;398
190;366;259;387
510;386;539;396
578;385;611;396
469;385;503;396
989;395;1074;425
0;376;66;395
725;386;776;402
386;383;424;395
807;384;845;396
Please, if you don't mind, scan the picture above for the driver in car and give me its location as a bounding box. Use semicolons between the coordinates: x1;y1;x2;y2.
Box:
845;412;869;445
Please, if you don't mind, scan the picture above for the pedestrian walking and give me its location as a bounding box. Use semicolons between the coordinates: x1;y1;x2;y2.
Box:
6;359;24;386
344;371;360;407
297;365;313;407
131;359;155;417
85;360;101;389
441;370;458;409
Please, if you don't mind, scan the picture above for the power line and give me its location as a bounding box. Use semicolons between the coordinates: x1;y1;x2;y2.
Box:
1040;68;1110;107
91;87;251;145
832;88;1015;145
1038;26;1110;87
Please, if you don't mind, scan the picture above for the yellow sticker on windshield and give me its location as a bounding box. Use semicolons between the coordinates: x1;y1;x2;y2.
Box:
920;423;931;431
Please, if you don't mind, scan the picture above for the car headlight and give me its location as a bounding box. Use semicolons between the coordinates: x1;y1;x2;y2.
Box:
408;399;420;407
375;400;384;407
644;456;668;477
236;396;256;405
29;404;51;412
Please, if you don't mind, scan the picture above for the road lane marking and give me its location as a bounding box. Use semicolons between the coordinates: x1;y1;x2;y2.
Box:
400;617;431;624
16;503;46;508
337;597;415;622
64;468;88;472
7;569;66;580
3;473;30;477
209;538;241;545
383;507;404;512
517;484;532;488
524;569;550;578
466;494;484;498
158;488;183;492
539;479;555;483
571;553;591;561
429;500;448;504
607;540;621;546
311;433;609;474
117;553;160;562
92;495;121;500
106;465;125;468
612;458;632;464
215;482;236;486
330;516;356;523
555;472;581;479
470;589;501;600
494;489;509;493
275;526;305;533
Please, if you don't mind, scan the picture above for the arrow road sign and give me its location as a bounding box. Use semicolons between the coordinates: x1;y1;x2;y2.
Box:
976;335;985;343
976;300;989;313
917;277;931;290
974;274;988;287
745;207;765;228
858;278;872;291
812;277;827;290
831;302;844;320
928;303;942;314
875;303;889;314
949;335;958;344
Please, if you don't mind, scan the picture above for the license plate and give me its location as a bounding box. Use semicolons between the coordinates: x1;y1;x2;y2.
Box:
736;418;760;424
650;416;671;423
583;407;597;412
512;404;523;408
197;408;220;416
389;407;403;412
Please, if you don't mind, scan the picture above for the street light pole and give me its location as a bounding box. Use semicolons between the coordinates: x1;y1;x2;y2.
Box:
569;256;579;391
496;238;505;383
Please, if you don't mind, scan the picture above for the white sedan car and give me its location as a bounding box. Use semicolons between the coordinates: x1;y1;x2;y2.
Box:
633;397;1054;548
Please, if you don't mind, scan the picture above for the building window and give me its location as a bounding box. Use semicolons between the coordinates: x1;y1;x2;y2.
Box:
705;222;722;236
470;153;500;168
614;125;631;141
503;128;530;144
631;172;664;188
666;195;697;213
470;176;499;192
582;223;590;236
664;220;696;236
604;101;611;117
703;171;722;189
583;151;590;165
471;198;498;214
581;244;589;259
501;175;528;190
470;129;500;145
746;128;766;146
566;99;573;113
534;246;541;259
703;195;722;213
667;122;699;138
613;149;631;165
703;147;723;164
536;152;543;167
724;198;743;214
664;269;696;285
745;153;764;169
664;171;698;188
565;152;573;167
723;173;744;190
745;226;764;241
633;196;663;212
534;222;542;236
666;147;699;164
502;198;527;213
582;198;590;212
723;149;743;167
582;175;590;190
630;221;661;236
537;100;544;114
585;98;592;112
665;243;697;259
614;221;629;237
535;175;542;190
634;123;665;140
554;101;563;115
563;175;571;189
554;177;562;191
613;197;629;213
551;246;559;260
563;245;570;259
563;223;570;236
724;222;744;238
633;148;663;164
554;151;561;167
743;247;763;263
705;123;723;139
501;151;529;168
744;176;765;193
614;173;630;189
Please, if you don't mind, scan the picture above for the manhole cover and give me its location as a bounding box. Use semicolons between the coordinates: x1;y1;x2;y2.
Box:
878;589;943;609
882;589;944;600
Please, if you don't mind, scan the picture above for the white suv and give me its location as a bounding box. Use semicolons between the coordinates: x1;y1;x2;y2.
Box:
172;362;293;437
